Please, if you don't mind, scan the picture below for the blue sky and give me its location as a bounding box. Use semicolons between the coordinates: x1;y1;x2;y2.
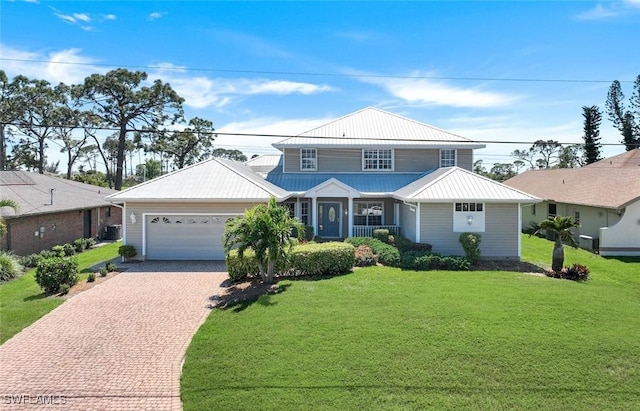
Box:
1;1;639;170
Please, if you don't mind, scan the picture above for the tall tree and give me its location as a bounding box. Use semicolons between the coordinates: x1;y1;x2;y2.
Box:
605;76;640;151
211;148;247;162
12;79;69;173
557;144;584;169
143;117;215;169
73;69;184;190
0;72;28;170
581;105;603;164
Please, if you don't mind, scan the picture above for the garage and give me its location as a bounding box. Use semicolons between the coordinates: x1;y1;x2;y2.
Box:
145;215;232;260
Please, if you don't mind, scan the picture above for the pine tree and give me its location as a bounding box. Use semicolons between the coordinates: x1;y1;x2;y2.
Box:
581;105;602;164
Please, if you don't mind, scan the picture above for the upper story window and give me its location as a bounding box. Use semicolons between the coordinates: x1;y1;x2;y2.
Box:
300;149;317;171
363;149;393;170
440;149;456;167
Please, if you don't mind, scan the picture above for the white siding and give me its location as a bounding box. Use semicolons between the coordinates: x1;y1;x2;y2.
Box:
399;203;417;242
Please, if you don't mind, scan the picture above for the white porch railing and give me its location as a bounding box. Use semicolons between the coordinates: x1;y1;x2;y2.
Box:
352;225;400;237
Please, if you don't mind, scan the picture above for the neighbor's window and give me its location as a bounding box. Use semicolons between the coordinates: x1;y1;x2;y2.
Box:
105;206;111;217
363;149;393;170
354;201;383;226
574;211;580;224
548;203;557;217
531;204;536;216
440;149;456;167
300;148;317;171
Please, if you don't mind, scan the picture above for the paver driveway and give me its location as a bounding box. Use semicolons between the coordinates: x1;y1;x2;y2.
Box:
0;262;228;410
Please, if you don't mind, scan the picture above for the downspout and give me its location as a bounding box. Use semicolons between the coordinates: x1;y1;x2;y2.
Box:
416;203;421;243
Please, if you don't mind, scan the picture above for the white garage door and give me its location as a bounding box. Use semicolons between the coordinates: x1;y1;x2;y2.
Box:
146;215;233;260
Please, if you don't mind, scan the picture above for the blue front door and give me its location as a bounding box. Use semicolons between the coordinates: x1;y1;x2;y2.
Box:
319;202;340;238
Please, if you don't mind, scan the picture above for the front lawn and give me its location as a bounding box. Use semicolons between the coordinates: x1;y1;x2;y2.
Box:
0;242;120;344
181;235;640;410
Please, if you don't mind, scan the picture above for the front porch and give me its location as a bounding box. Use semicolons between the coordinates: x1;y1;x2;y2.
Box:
352;225;400;237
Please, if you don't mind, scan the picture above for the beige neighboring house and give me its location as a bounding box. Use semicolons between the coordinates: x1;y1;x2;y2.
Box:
504;149;640;256
108;107;539;261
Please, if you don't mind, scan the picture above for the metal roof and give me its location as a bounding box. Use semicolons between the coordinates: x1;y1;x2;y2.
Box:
245;154;283;175
394;167;540;203
265;170;429;194
107;158;290;202
504;165;640;210
272;107;485;149
0;171;117;218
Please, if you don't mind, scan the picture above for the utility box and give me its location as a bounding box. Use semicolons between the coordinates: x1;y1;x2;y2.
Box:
105;224;122;241
579;235;598;252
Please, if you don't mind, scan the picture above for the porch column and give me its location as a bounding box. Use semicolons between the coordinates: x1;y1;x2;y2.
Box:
348;197;354;238
312;196;318;237
416;202;421;243
296;197;301;220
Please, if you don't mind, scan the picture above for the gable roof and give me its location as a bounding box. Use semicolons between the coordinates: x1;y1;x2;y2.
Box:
272;107;485;149
504;166;640;210
107;158;290;202
394;167;539;203
245;154;283;176
583;148;640;169
0;171;116;218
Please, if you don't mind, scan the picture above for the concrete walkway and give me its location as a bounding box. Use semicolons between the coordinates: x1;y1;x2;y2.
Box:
0;262;228;410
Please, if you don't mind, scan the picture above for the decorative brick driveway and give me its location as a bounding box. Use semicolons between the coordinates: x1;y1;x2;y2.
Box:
0;262;228;410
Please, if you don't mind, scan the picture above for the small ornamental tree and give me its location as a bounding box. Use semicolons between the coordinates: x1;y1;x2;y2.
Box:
533;216;580;272
223;197;304;284
459;232;482;265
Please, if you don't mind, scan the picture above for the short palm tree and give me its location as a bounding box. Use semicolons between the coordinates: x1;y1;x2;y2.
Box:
223;197;303;283
533;215;580;272
0;199;20;238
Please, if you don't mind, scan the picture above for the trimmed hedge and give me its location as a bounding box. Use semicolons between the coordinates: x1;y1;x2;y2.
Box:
400;251;470;271
344;237;400;267
289;242;355;276
226;242;355;281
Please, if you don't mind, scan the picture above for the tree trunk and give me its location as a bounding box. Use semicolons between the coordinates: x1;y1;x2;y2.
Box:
552;238;564;272
266;259;275;284
0;126;6;171
114;123;127;190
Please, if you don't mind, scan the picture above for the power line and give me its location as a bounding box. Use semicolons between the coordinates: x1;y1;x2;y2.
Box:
0;57;636;84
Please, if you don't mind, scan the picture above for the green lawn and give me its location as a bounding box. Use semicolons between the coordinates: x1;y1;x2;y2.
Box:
181;235;640;410
0;242;120;344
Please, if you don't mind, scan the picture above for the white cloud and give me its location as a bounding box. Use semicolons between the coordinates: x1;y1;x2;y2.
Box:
359;71;517;108
152;65;335;109
148;12;167;21
575;0;640;20
73;13;91;22
0;45;103;85
54;12;77;24
102;14;117;21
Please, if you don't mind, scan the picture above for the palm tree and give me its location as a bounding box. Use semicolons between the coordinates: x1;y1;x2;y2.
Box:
223;197;303;284
0;199;20;238
533;215;580;272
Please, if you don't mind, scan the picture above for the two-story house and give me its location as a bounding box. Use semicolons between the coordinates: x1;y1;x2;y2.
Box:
108;107;539;261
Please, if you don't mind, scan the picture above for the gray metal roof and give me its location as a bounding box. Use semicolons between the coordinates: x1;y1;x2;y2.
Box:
245;154;283;175
272;107;485;149
107;158;290;202
393;167;540;203
265;170;430;194
0;171;117;218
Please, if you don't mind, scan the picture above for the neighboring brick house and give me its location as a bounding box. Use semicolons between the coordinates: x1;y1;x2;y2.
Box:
1;171;122;256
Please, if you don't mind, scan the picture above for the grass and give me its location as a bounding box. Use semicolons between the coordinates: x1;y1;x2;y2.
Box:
0;242;120;344
181;235;640;410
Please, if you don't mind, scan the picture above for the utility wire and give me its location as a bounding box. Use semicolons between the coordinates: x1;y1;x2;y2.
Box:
0;57;636;84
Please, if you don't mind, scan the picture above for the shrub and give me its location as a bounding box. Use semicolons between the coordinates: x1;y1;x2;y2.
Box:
73;238;86;253
118;245;137;259
51;245;66;258
226;249;288;281
39;250;57;260
0;251;23;282
355;245;378;267
546;264;590;282
35;257;79;294
292;225;315;242
288;242;355;276
99;267;108;277
373;229;390;243
459;232;482;265
344;237;400;267
87;272;96;282
400;251;470;271
19;253;42;268
105;262;117;272
62;243;76;257
84;237;96;249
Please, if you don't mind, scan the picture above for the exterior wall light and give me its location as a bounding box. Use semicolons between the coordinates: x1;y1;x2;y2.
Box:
130;212;137;224
467;215;474;225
